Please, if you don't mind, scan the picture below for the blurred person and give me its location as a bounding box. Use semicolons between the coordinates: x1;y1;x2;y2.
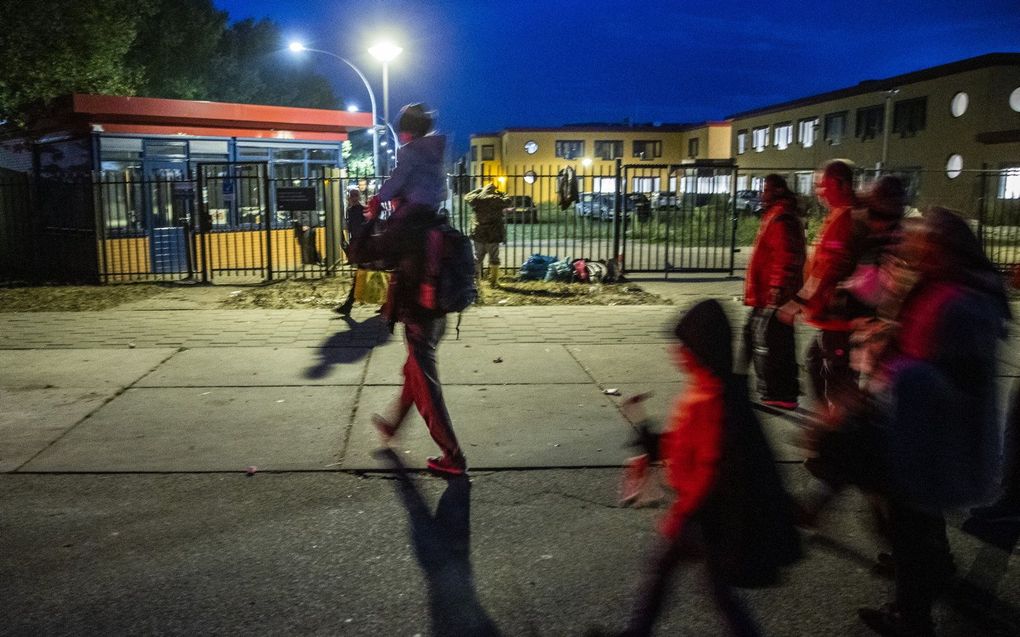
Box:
857;207;1010;637
335;187;369;316
594;300;801;637
743;174;806;409
778;159;863;413
350;103;467;476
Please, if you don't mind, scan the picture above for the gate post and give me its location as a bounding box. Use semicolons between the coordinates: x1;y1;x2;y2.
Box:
263;164;273;281
613;158;623;270
729;166;739;276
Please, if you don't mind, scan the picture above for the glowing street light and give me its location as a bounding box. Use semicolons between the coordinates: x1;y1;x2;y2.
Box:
368;40;402;158
288;40;381;177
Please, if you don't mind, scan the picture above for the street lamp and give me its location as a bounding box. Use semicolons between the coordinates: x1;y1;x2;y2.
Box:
289;41;381;178
368;40;403;158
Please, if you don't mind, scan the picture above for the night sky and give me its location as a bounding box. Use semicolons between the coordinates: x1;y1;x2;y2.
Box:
213;0;1020;154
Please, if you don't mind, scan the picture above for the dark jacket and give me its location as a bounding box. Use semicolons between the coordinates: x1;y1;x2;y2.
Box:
557;166;578;211
465;184;507;244
345;202;367;240
350;204;443;324
378;135;448;209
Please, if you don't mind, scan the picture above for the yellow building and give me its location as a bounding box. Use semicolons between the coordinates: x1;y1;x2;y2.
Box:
728;53;1020;211
467;123;732;203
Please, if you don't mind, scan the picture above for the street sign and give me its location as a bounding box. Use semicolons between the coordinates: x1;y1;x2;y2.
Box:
276;187;317;211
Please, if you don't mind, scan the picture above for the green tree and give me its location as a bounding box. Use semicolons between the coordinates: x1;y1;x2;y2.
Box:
0;0;145;126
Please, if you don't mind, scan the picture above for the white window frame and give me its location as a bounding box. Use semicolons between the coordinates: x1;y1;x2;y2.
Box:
774;123;793;150
752;126;769;152
999;167;1020;199
593;177;617;193
798;118;818;148
633;176;660;193
736;130;747;155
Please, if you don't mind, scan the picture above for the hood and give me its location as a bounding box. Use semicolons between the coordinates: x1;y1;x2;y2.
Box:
673;299;733;379
398;134;446;165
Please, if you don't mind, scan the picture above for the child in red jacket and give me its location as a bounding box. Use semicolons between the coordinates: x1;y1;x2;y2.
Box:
603;300;801;637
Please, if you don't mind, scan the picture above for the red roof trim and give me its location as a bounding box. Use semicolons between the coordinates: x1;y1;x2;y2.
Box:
96;123;349;142
72;94;371;133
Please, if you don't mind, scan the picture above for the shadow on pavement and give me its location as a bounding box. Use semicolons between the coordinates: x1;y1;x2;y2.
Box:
305;314;391;379
374;448;503;637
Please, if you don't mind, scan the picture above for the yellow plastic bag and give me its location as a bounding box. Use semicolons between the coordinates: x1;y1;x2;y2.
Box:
354;269;389;305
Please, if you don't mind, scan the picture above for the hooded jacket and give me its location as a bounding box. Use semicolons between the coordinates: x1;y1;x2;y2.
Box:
378;134;448;209
744;199;805;308
664;299;801;587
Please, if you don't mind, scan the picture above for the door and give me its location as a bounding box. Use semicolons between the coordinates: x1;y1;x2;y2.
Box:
146;162;190;274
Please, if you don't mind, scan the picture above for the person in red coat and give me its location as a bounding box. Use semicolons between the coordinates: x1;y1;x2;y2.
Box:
743;174;806;409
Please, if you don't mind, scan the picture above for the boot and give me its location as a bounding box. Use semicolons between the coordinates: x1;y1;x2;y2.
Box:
488;266;500;288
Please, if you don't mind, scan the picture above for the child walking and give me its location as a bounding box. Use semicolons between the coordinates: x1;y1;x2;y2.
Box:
600;299;801;637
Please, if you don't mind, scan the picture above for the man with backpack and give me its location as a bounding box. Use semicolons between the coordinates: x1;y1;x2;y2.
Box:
350;103;469;476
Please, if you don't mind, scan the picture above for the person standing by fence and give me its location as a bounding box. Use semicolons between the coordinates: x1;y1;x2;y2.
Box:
335;187;368;316
465;183;508;290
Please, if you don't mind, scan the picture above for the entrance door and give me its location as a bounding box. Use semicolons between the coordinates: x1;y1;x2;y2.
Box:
146;162;191;274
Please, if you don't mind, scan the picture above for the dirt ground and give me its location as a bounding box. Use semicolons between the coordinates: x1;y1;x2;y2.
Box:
0;275;669;312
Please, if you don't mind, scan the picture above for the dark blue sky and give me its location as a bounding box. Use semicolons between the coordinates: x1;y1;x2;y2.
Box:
215;0;1020;154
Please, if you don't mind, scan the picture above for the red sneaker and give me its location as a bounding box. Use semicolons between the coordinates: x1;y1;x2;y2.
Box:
762;399;798;410
427;455;467;476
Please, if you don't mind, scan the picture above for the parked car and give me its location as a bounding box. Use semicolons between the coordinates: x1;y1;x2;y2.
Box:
735;190;763;215
650;191;678;210
503;195;538;223
576;192;612;218
625;193;651;222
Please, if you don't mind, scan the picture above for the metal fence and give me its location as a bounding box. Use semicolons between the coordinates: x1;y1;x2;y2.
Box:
2;162;1018;283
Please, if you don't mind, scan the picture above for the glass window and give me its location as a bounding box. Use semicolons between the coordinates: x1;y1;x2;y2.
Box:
945;154;963;179
308;148;338;162
795;172;814;194
632;176;660;193
481;145;495;161
688;138;699;158
100;137;143;161
593;177;616;193
523;170;537;184
524;140;538;154
1010;88;1020;112
855;105;884;140
736;130;747;155
752;126;768;152
632;140;661;159
470;145;478;162
824;111;848;145
893;97;927;137
238;146;270;159
773;123;793;150
273;148;305;161
189;140;228;155
999;167;1020;199
595;140;623;160
555;140;584;159
798;118;818;148
144;140;187;158
950;92;969;118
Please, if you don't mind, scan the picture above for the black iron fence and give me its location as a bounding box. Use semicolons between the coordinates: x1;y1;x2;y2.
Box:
2;162;1018;283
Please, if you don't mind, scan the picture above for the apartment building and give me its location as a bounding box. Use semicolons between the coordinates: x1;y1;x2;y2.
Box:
467;122;731;200
728;53;1020;210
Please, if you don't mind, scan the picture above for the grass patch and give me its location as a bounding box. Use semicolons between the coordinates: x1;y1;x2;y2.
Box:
0;283;167;311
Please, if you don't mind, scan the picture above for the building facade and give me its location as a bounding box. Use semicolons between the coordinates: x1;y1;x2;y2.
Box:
728;53;1020;211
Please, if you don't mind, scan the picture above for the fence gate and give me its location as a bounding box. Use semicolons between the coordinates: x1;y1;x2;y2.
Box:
621;162;738;275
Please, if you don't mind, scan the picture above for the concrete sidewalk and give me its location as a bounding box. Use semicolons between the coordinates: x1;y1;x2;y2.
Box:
1;277;1019;636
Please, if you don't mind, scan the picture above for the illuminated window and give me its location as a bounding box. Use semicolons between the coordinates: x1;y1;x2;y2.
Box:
524;140;538;154
632;176;660;193
736;130;747;155
752;126;768;152
945;154;963;179
798;118;818;148
773;123;793;150
950;92;968;117
999;167;1020;199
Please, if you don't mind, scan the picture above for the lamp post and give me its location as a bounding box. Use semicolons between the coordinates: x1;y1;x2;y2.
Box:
368;40;403;160
880;88;900;173
288;42;381;178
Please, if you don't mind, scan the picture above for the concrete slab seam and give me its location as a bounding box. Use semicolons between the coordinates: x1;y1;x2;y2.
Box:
10;347;185;473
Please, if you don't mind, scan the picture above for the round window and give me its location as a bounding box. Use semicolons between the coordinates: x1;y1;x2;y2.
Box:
945;154;963;179
523;170;537;184
1010;87;1020;113
524;140;538;154
950;92;968;117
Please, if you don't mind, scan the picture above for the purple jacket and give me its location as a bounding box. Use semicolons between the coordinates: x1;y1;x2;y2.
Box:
378;134;448;209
